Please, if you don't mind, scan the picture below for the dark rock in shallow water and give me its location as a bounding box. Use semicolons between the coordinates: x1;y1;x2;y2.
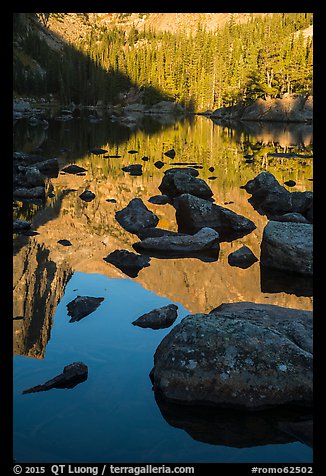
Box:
141;156;149;161
115;198;159;234
208;176;217;180
121;164;142;176
164;148;176;159
173;193;256;241
243;172;313;223
159;171;213;199
133;227;220;259
148;195;170;205
154;160;165;169
79;190;96;202
227;245;258;269
89;148;108;155
103;249;151;277
23;230;40;237
104;155;121;158
62;164;87;174
164;167;199;177
132;304;178;329
67;296;104;323
13;219;31;232
128;150;138;154
154;392;312;448
284;180;296;187
261;221;313;276
22;362;88;394
58;239;72;246
151;302;312;409
106;198;117;203
208;166;215;172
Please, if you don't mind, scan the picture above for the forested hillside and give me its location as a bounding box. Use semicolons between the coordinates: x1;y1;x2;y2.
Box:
13;13;313;110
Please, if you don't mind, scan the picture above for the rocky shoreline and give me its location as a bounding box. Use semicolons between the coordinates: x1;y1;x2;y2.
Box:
208;94;313;124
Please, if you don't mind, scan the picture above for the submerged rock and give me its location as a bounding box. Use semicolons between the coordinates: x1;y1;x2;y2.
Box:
133;227;220;258
103;249;151;278
173;193;256;241
227;245;258;269
67;296;104;323
132;304;178;329
261;220;313;276
115;198;159;234
150;302;312;409
22;362;88;394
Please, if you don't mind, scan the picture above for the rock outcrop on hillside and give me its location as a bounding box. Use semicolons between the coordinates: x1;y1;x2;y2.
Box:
211;94;313;123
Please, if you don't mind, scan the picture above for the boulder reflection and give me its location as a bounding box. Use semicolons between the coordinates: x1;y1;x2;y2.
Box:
154;391;313;448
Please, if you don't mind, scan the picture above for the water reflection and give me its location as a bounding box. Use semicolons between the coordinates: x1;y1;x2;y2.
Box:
13;238;73;359
13;114;313;462
154;392;313;448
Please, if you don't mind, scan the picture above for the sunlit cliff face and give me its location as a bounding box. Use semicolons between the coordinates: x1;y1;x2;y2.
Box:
13;115;313;358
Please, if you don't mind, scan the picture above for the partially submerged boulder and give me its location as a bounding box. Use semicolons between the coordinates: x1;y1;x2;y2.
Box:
150;302;312;409
103;249;151;278
132;304;178;329
23;362;88;394
228;245;258;269
79;190;96;202
67;296;104;323
173;193;256;240
260;220;313;276
159;171;213;199
115;198;159;234
133;227;220;258
242;172;313;223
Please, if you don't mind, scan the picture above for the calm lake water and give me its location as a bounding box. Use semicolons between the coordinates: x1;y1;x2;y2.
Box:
13;111;313;463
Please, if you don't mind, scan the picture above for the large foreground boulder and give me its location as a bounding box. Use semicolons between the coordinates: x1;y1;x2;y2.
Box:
133;227;220;258
115;198;159;234
261;220;313;276
150;302;312;409
173;193;256;240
